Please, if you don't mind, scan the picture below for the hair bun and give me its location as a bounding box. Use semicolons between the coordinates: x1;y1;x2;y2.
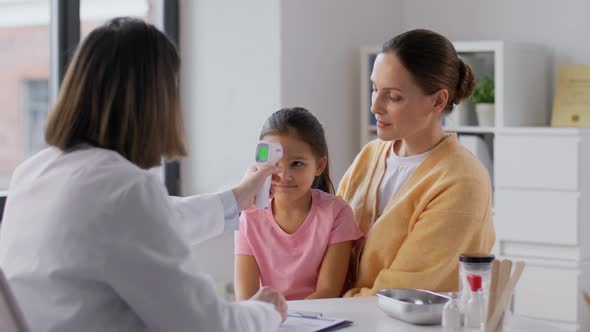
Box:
454;59;476;104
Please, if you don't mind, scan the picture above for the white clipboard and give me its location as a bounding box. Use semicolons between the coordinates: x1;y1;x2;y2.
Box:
279;311;353;332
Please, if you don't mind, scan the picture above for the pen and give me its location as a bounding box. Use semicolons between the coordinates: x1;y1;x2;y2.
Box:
288;311;324;319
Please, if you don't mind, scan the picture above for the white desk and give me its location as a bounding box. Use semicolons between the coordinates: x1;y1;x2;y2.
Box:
287;296;565;331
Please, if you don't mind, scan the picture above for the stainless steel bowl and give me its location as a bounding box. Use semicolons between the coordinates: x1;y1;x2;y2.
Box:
377;289;450;325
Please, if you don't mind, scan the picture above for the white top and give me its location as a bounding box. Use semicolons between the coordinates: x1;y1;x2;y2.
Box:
378;144;431;216
0;145;281;332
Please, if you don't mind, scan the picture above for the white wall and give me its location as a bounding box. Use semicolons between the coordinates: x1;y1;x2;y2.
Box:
398;0;590;121
281;0;403;183
179;0;281;287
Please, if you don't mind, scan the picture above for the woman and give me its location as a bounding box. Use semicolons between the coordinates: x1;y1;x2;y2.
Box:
0;18;286;332
338;29;495;297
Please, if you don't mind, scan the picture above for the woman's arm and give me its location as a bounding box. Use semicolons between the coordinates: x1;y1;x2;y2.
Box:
344;179;495;297
235;254;261;301
305;241;352;299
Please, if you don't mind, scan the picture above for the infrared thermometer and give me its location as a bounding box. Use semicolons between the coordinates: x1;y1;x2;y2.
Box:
254;141;283;209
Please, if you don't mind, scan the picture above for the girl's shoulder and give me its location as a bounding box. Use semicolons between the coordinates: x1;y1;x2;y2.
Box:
312;189;351;212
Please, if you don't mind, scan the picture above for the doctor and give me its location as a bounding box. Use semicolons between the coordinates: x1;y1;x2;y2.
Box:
0;18;286;332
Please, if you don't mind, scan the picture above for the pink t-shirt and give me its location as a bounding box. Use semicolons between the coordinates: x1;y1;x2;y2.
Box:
235;189;363;300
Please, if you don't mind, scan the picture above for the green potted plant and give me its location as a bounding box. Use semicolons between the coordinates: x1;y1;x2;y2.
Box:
472;76;495;126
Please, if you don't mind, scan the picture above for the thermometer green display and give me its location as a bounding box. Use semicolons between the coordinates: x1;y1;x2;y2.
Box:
255;141;283;209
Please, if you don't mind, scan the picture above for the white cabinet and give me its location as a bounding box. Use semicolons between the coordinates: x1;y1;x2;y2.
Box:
495;128;590;331
496;134;580;190
495;189;579;245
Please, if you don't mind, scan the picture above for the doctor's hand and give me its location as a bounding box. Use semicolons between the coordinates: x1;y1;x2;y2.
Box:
232;164;281;211
250;286;288;321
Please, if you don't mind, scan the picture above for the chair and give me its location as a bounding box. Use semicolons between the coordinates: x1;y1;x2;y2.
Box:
0;269;30;332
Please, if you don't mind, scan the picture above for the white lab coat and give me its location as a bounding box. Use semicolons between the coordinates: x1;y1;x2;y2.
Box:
0;145;281;332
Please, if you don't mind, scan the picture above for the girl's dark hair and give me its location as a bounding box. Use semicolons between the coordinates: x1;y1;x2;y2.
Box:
45;17;186;169
382;29;475;113
260;107;334;195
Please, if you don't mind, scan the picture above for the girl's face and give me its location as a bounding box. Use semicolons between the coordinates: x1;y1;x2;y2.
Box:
263;132;327;203
370;53;445;142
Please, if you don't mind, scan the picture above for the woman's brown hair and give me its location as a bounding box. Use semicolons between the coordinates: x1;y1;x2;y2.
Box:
382;29;476;113
45;17;187;169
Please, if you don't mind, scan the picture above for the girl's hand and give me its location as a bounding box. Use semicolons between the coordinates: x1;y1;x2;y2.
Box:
232;164;281;211
250;286;288;321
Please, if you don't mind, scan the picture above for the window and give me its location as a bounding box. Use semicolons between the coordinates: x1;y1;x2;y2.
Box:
0;0;50;191
80;0;153;38
0;0;179;195
24;80;50;156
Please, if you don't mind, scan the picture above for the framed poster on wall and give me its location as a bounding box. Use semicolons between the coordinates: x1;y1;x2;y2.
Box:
551;65;590;127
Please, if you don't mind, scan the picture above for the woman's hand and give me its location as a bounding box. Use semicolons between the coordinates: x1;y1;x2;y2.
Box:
232;164;281;211
250;286;288;321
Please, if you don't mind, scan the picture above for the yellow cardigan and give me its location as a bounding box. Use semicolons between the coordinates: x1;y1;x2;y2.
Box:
338;134;495;297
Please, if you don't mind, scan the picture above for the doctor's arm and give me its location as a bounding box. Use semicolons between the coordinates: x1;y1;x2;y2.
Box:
168;165;280;245
101;174;284;332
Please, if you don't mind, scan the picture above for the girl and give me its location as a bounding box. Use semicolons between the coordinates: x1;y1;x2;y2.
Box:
234;107;363;301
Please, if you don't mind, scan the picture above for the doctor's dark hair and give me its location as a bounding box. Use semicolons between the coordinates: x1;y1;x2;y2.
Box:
381;29;476;113
44;17;187;169
259;107;334;195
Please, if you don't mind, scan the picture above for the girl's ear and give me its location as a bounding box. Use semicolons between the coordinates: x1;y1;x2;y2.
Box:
315;156;328;176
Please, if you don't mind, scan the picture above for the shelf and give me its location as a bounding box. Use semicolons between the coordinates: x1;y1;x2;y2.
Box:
443;126;496;134
369;125;496;134
497;126;590;136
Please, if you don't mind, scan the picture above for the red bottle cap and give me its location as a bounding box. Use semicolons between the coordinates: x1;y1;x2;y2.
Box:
467;274;482;291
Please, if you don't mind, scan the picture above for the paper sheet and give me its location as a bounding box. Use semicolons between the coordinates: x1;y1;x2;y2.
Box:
278;314;352;332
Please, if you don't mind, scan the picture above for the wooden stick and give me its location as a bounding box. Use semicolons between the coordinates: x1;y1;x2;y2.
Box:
486;259;512;331
498;260;512;330
487;261;525;332
485;259;500;332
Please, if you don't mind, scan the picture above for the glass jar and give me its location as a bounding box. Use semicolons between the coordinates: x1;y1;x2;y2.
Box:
459;254;495;310
442;292;462;332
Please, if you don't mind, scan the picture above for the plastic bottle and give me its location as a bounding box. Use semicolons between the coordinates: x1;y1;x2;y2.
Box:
464;274;485;331
442;292;462;332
